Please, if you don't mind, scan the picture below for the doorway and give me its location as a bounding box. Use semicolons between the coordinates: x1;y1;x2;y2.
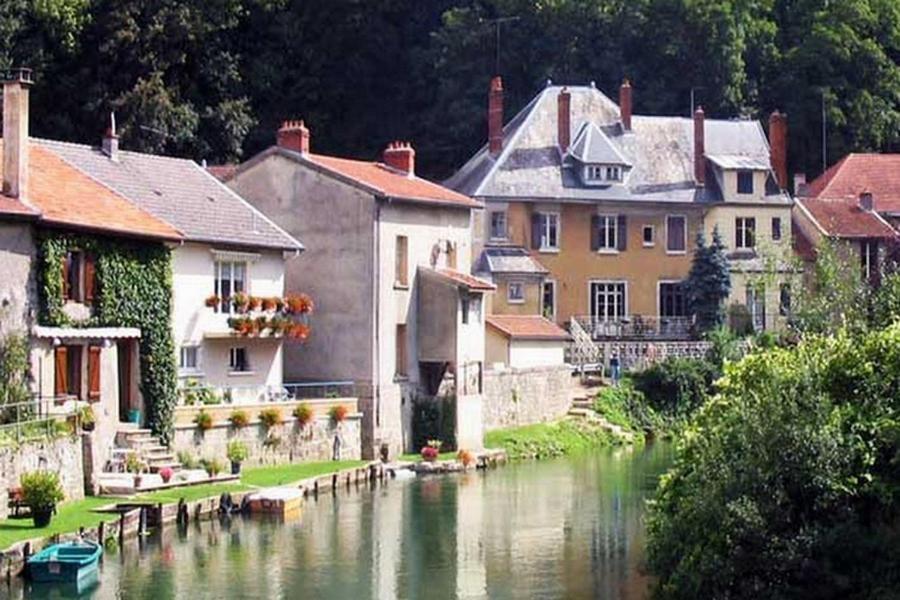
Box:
117;340;132;423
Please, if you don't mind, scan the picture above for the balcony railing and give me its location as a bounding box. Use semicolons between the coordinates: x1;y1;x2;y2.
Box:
570;315;696;341
177;380;357;406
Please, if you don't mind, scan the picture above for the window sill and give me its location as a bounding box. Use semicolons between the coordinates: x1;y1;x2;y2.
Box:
394;374;409;383
596;249;620;255
538;248;560;254
665;250;687;256
178;370;205;378
393;283;409;291
488;236;509;243
228;370;256;377
507;299;525;304
642;243;655;248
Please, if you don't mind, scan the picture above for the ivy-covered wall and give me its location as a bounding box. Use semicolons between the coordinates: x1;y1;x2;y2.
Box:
37;231;178;443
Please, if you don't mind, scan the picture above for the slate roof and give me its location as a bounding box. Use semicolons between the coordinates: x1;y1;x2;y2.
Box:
486;315;571;340
38;139;302;251
0;140;180;240
706;154;771;170
474;246;548;275
568;122;631;166
805;154;900;213
795;196;896;239
446;84;784;205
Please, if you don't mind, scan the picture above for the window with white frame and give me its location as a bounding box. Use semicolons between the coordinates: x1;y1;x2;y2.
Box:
179;346;199;371
214;259;247;313
508;281;525;304
538;212;559;250
597;215;618;251
737;170;754;194
542;280;556;320
659;282;687;317
489;211;507;240
861;241;879;282
590;282;626;322
642;225;655;247
229;347;249;373
585;165;622;182
772;217;782;241
605;166;622;181
666;215;687;253
736;217;756;249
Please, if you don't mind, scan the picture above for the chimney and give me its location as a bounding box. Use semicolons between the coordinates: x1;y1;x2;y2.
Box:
2;68;32;199
619;79;632;131
557;87;571;153
383;141;415;177
488;76;504;157
276;119;310;154
102;112;119;162
693;106;705;186
769;110;788;190
860;190;874;212
793;172;807;197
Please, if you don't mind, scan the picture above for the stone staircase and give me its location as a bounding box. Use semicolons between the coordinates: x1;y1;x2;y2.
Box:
115;428;181;473
566;383;634;442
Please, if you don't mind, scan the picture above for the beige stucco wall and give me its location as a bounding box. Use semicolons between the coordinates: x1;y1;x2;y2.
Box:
0;222;35;337
489;276;543;316
703;203;793;253
509;339;566;368
485;327;509;368
713;169;770;203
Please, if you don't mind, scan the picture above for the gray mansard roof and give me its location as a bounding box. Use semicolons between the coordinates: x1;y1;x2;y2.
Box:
39;138;302;251
445;84;781;205
474;246;549;276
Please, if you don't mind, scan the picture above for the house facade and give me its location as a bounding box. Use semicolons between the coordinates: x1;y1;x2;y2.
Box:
226;122;489;457
447;78;793;337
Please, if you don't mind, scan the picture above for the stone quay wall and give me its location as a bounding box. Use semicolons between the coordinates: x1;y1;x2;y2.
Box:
0;435;85;520
483;365;572;432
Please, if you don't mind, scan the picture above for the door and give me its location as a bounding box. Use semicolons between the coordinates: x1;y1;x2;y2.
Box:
746;286;766;332
542;280;556;321
117;340;132;422
590;282;626;336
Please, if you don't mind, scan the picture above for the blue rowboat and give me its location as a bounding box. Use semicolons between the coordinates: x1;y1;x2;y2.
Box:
27;540;102;583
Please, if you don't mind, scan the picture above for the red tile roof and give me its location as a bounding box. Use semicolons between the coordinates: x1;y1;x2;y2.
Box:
806;153;900;212
207;164;237;182
796;196;896;239
305;153;482;209
0;141;181;240
434;268;496;291
0;195;38;218
487;315;571;340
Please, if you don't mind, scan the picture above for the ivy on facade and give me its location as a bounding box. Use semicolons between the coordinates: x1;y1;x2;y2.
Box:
37;231;179;443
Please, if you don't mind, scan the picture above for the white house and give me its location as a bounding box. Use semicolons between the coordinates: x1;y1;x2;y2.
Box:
486;315;570;369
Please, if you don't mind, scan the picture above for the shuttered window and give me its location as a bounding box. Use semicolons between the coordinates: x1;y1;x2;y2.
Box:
666;216;687;253
62;251;95;302
88;346;101;401
54;346;68;397
55;345;83;399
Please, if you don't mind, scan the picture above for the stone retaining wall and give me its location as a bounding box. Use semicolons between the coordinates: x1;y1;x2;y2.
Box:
171;415;362;467
483;366;572;431
0;435;85;520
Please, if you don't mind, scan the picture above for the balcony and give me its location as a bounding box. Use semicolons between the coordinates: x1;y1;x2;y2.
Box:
570;315;696;341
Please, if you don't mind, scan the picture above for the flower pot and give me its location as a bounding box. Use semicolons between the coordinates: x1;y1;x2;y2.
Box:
231;461;242;475
32;506;53;528
82;421;95;432
128;409;141;425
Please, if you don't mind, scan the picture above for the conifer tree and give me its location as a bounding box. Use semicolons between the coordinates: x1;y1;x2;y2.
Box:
686;227;731;333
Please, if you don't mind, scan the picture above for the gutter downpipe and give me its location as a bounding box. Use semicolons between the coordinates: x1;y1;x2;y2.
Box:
373;196;382;456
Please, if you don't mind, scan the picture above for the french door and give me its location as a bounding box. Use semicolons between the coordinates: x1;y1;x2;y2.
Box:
590;282;626;322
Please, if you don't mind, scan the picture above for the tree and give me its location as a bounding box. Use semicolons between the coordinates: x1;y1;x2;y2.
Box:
0;333;30;423
686;227;731;333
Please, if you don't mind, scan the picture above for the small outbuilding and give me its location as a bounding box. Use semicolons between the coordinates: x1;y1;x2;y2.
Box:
486;315;570;369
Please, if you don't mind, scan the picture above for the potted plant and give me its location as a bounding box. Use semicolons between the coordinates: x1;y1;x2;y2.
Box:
204;294;220;308
457;449;476;468
421;439;442;462
125;453;146;489
249;296;263;311
229;409;249;428
329;404;348;424
159;466;174;484
20;471;64;528
201;458;224;478
293;403;313;428
231;292;250;313
79;405;96;432
226;440;249;475
258;407;283;429
262;297;278;312
195;409;214;431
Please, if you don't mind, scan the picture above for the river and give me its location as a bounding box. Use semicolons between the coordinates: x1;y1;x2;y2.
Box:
12;442;674;600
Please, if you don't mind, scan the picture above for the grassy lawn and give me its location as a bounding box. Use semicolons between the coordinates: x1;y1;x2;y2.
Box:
0;496;121;550
134;482;252;505
484;419;621;460
399;451;457;463
240;460;366;487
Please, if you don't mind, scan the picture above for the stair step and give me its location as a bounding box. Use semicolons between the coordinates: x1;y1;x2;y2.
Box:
568;408;593;417
119;428;154;436
142;445;169;454
148;461;182;473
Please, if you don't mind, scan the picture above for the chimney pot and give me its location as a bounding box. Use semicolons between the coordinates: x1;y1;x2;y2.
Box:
488;76;504;157
860;191;874;212
693;106;705;186
793;172;807;196
2;68;32;200
619;79;633;131
277;119;310;154
102;112;119;161
557;87;571;154
383;141;415;176
769;110;788;190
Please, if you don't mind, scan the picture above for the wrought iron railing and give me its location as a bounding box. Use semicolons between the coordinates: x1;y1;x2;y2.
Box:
570;315;696;340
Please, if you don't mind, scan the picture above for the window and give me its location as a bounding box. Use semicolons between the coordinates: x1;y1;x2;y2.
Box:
590;282;626;322
62;251;96;303
642;225;655;247
179;346;199;371
461;295;481;323
597;215;618;251
746;286;766;331
586;165;603;180
214;260;247;313
395;324;407;378
229;347;249;373
666;215;687;253
772;217;782;241
542;280;556;320
779;284;791;317
536;212;559;250
507;281;525;304
395;235;408;287
489;211;507;240
735;217;756;249
586;165;622;182
659;282;687;317
861;241;879;282
737;170;754;194
54;345;83;399
605;166;622;181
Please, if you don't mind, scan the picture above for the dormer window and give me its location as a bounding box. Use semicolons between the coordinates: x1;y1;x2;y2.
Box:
585;164;623;183
605;166;622;181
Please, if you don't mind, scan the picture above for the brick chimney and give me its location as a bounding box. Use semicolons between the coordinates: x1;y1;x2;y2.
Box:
619;79;632;131
693;106;705;186
488;76;504;157
557;87;571;153
383;141;415;177
2;68;32;199
860;190;874;212
794;172;807;197
769;110;788;190
277;119;309;154
102;112;119;162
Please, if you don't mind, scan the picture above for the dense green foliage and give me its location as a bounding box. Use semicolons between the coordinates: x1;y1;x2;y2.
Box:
1;1;897;177
686;229;732;332
0;333;30;418
646;326;900;599
631;357;719;423
483;419;622;460
594;380;661;432
38;232;178;443
20;470;65;510
412;396;457;452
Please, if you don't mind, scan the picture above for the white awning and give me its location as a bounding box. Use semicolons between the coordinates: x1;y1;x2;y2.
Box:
32;325;142;340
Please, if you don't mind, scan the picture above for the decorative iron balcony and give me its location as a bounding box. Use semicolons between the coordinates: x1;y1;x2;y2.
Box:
570;315;696;341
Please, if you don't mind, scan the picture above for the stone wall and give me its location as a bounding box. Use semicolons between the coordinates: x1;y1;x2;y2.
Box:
0;435;85;520
0;222;36;337
171;415;362;467
483;366;572;431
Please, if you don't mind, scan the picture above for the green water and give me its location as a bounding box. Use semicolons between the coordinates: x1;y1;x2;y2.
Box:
12;442;673;600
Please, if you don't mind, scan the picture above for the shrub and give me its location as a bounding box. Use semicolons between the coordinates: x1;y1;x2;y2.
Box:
20;471;65;511
125;452;145;474
229;409;249;428
727;302;754;336
631;357;717;425
201;458;225;477
226;440;249;464
258;407;283;429
292;403;313;427
329;404;348;423
593;380;659;432
177;450;198;470
457;448;476;467
194;409;214;431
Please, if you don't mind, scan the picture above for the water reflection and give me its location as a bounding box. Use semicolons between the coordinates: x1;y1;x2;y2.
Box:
9;442;673;600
